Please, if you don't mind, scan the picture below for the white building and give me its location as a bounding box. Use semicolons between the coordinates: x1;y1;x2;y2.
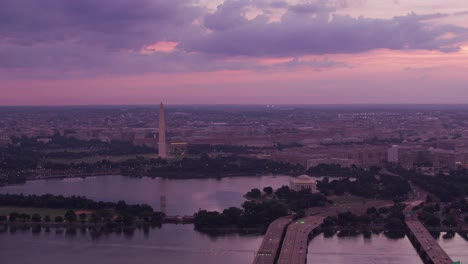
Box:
290;175;317;192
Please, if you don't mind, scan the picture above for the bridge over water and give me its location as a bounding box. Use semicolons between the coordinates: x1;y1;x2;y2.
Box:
253;217;292;264
253;214;458;264
276;216;323;264
406;215;454;264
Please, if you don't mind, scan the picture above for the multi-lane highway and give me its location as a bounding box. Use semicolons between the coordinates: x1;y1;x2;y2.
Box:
253;217;292;264
277;216;323;264
406;216;453;264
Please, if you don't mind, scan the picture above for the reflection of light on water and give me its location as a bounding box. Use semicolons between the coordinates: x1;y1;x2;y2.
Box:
37;240;256;255
30;180;45;184
62;178;83;182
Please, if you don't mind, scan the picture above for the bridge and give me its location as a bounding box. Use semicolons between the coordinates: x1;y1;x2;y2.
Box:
276;216;323;264
253;217;292;264
405;215;453;264
163;215;194;223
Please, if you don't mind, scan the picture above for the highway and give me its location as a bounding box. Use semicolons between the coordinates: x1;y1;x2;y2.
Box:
277;216;323;264
253;217;292;264
405;215;453;264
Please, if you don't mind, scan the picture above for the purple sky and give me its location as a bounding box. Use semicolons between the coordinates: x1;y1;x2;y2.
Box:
1;0;468;105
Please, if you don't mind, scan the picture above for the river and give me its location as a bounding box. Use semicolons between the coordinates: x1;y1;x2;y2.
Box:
0;175;294;215
0;175;466;264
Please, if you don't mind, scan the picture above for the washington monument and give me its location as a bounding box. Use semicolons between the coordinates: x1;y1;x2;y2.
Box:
158;102;167;158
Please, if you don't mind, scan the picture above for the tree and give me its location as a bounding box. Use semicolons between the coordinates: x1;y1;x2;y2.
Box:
366;207;377;214
442;216;458;227
293;210;306;220
55;216;64;223
246;188;262;199
65;210;77;223
385;217;404;229
223;207;242;225
116;200;127;212
263;186;273;194
0;215;7;221
79;213;87;222
44;215;51;222
19;213;30;221
122;214;134;226
9;212;18;222
89;213;101;224
31;213;41;222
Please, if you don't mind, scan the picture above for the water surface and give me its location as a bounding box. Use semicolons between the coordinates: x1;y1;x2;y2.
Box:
307;232;424;264
0;225;261;264
0;175;292;215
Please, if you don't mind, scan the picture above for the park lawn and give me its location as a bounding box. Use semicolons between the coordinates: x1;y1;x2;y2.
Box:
330;195;392;207
0;206;67;218
43;148;94;153
330;195;367;205
47;153;156;164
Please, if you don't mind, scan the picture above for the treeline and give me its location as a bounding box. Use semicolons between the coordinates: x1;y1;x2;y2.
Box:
0;193;114;210
0;135;304;185
317;174;410;201
0;135;156;185
306;164;381;178
320;137;403;146
410;170;468;202
306;164;351;177
123;155;303;178
187;144;263;155
11;135;156;158
0;194;160;219
194;186;330;231
0;194;165;226
385;164;468;202
194;200;288;230
274;186;330;211
322;203;407;230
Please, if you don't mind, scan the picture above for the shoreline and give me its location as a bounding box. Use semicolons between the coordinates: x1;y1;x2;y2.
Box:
2;172;294;187
2;221;467;235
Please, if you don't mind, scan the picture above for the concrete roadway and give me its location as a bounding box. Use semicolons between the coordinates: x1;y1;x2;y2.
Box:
406;216;453;264
253;217;292;264
277;216;323;264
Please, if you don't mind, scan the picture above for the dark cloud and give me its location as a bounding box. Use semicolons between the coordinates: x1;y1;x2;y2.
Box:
183;10;468;57
0;0;200;50
0;0;467;77
204;0;249;31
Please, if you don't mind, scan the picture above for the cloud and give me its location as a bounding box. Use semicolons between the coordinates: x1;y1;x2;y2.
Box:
183;8;468;57
204;0;249;30
0;0;200;50
0;0;467;78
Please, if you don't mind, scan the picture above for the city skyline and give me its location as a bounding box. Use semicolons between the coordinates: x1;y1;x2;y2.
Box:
1;0;468;105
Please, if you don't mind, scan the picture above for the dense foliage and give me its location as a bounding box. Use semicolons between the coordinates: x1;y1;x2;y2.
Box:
0;135;305;186
0;193;164;225
0;135;155;185
122;154;303;178
274;185;330;211
411;170;468;202
317;174;410;201
322;203;407;230
194;186;330;230
194;200;288;230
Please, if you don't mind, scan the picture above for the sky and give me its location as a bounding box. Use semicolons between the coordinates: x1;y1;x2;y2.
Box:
1;0;468;105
